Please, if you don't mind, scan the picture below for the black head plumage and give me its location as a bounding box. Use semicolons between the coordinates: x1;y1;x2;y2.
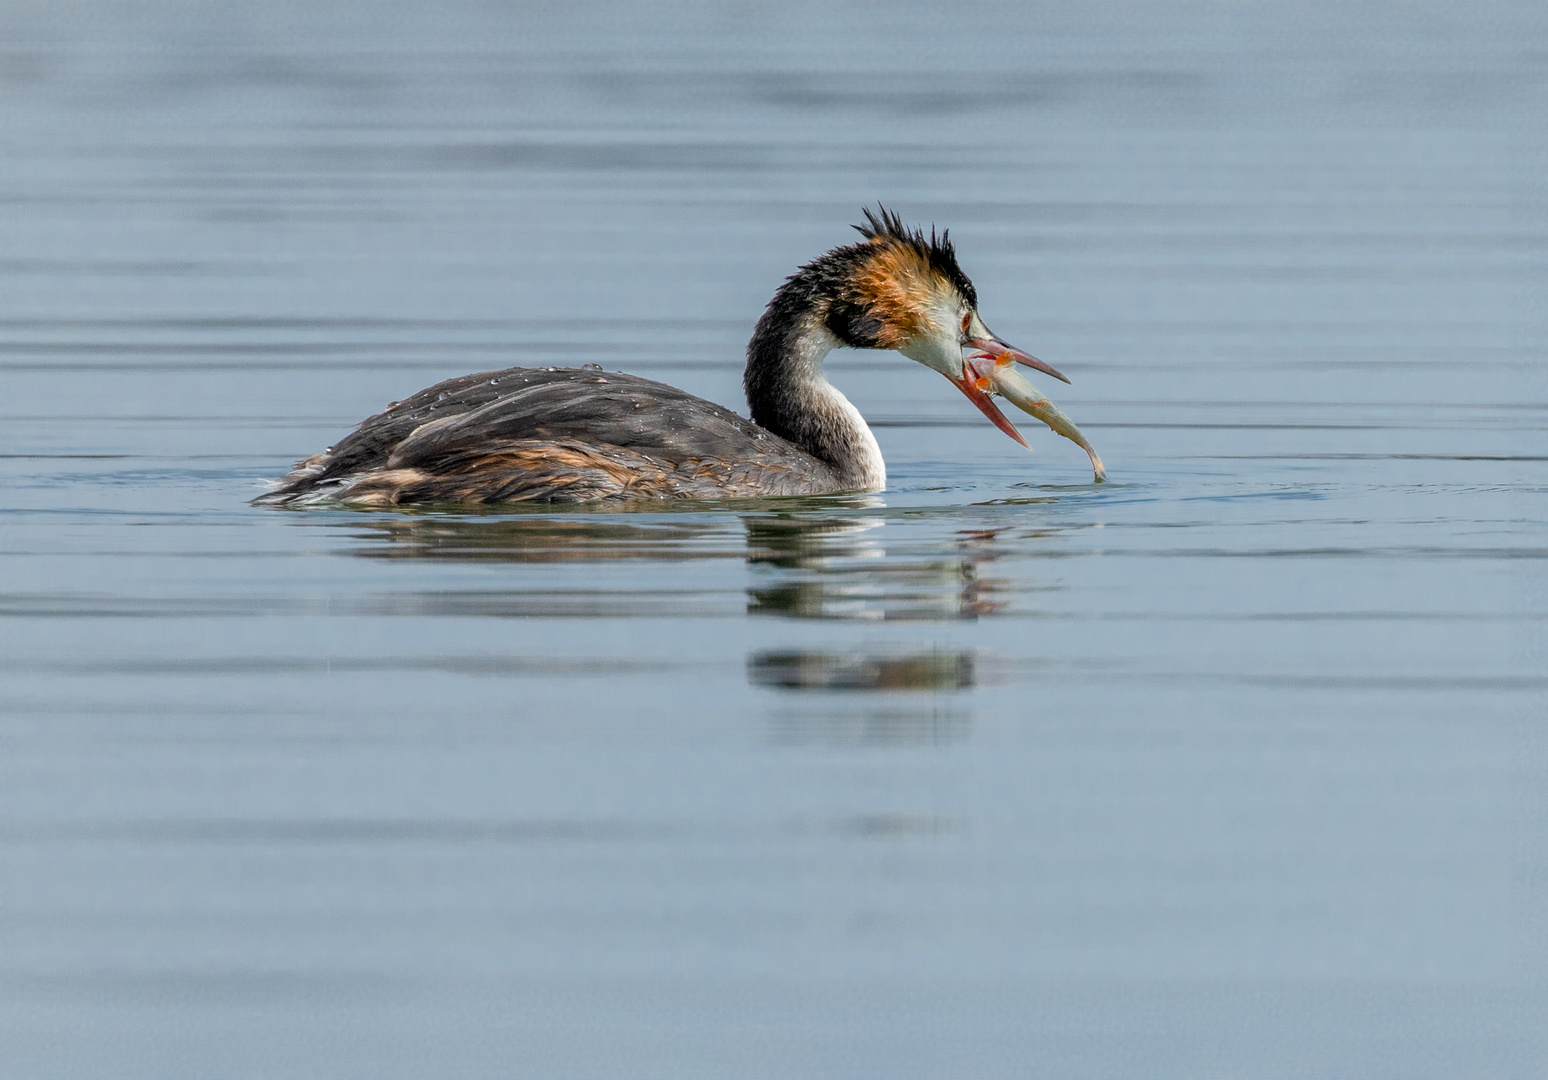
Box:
853;205;978;311
749;203;980;376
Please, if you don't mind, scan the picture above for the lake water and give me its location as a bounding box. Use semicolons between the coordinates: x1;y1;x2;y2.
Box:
2;2;1546;1076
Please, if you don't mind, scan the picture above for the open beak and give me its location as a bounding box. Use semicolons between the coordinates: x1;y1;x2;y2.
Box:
965;332;1070;385
948;351;1107;482
949;366;1032;449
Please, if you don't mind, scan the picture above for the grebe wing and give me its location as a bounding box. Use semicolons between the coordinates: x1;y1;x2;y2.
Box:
383;370;789;466
267;367;840;504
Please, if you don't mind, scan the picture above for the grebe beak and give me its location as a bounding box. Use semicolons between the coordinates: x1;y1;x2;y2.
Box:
952;353;1108;482
964;332;1071;385
948;367;1032;449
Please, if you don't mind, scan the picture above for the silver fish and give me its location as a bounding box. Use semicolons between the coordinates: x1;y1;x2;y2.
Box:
963;354;1106;482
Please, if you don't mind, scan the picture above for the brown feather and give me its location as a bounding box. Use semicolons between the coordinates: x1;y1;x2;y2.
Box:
849;241;940;348
256;367;854;506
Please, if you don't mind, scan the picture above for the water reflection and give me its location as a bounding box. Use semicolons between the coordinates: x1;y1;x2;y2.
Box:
347;514;739;564
341;512;993;747
748;649;974;692
750;648;975;745
744;512;1007;621
343;507;1018;622
765;704;971;747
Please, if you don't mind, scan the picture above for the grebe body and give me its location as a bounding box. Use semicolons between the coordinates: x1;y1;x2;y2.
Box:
258;208;1102;507
263;365;866;505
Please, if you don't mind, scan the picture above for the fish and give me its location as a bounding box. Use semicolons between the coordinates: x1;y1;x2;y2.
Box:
963;353;1106;482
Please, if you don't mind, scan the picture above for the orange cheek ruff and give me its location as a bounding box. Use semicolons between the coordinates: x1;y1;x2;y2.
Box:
848;241;941;349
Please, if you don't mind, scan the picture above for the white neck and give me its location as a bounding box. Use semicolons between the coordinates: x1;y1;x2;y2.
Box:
806;370;886;491
745;318;886;492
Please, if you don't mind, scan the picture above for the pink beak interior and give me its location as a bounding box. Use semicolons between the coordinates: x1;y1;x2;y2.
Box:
949;367;1030;449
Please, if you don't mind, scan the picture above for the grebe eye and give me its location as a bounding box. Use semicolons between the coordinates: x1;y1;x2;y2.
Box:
961;312;972;334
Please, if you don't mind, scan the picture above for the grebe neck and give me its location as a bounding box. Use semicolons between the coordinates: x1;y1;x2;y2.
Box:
743;302;886;492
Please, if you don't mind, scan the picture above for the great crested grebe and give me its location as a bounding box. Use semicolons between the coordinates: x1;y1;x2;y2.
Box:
257;207;1104;506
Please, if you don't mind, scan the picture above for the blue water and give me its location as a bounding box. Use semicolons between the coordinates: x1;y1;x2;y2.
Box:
2;2;1546;1076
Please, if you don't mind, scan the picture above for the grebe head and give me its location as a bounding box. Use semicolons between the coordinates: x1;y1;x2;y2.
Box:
748;206;1095;469
825;206;1072;448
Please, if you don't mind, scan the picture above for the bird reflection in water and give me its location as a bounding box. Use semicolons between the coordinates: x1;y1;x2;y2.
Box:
344;503;1013;624
342;507;1023;746
747;647;975;747
739;514;1013;743
346;512;739;565
744;510;1009;621
747;650;973;692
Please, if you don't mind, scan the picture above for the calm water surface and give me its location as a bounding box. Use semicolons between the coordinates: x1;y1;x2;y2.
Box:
2;3;1546;1076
